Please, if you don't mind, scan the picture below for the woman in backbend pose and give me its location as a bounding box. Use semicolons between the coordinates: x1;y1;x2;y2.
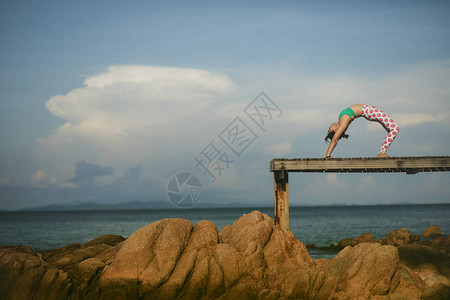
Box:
325;104;399;158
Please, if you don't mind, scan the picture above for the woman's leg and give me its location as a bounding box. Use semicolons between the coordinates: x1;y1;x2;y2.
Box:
361;105;400;155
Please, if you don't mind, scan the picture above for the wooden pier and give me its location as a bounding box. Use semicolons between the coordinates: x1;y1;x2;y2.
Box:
270;156;450;231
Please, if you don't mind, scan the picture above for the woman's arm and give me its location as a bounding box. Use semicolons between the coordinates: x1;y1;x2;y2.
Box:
325;139;338;158
325;119;350;158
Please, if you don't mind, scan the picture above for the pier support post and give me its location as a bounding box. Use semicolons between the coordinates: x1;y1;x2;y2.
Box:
274;170;289;231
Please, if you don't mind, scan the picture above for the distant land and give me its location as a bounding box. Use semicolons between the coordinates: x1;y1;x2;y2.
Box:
18;200;271;212
13;200;440;212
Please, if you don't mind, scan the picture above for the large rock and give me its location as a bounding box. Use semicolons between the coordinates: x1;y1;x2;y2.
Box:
311;243;422;299
99;211;314;299
378;227;420;246
398;244;450;299
423;225;443;238
102;218;192;284
40;234;124;268
81;234;125;248
336;232;376;249
0;234;124;300
0;212;447;299
0;245;72;300
415;235;450;253
100;218;194;299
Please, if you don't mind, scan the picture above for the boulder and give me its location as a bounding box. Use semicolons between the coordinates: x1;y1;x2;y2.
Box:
415;235;450;253
0;245;71;300
34;267;72;300
143;220;221;300
378;228;420;246
423;225;443;238
310;243;422;299
398;244;450;298
40;242;81;264
99;211;314;299
337;232;376;249
101;218;192;285
0;237;123;300
1;212;448;299
81;234;125;248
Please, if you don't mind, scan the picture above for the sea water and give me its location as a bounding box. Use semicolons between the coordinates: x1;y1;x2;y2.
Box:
0;204;448;259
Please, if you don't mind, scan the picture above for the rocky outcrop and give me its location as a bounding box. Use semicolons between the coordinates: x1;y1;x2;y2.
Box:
0;234;124;300
398;244;450;299
417;235;450;253
335;226;449;252
312;243;423;299
377;227;420;246
98;212;315;299
423;225;443;238
336;232;376;249
0;211;448;299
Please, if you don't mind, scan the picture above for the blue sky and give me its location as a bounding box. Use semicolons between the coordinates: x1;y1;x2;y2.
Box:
1;0;449;210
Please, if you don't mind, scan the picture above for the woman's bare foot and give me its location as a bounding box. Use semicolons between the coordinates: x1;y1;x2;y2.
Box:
377;152;390;158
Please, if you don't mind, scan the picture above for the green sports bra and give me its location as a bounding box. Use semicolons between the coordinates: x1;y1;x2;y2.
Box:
339;107;357;120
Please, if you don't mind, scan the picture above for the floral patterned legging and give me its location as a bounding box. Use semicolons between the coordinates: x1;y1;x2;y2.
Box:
361;105;399;154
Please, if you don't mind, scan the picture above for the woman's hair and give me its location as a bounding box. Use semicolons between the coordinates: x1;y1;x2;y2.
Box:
324;131;349;143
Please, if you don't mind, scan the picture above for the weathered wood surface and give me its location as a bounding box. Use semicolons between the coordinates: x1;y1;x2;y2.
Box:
270;156;450;174
274;170;289;232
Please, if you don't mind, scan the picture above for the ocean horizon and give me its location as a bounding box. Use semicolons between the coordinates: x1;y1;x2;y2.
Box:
1;203;448;259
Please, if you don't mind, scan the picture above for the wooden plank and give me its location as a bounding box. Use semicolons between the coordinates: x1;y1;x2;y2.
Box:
270;156;450;173
274;170;289;231
270;156;449;233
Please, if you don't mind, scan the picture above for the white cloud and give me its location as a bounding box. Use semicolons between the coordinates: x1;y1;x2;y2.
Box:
36;61;450;195
38;65;238;180
247;59;450;130
45;65;236;140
